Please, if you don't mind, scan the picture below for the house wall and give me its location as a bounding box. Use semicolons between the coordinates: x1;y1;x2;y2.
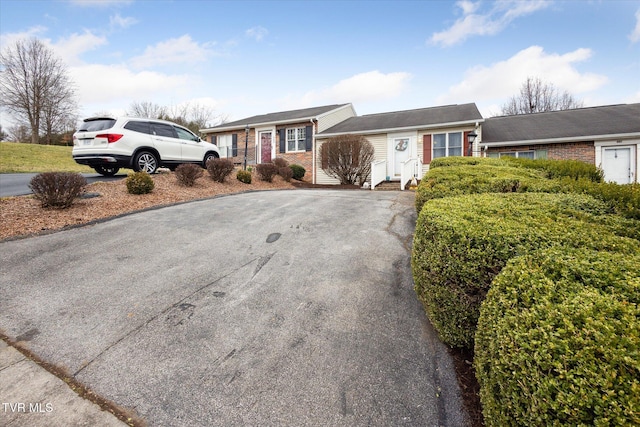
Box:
274;121;314;181
485;141;595;163
317;105;356;133
208;130;256;165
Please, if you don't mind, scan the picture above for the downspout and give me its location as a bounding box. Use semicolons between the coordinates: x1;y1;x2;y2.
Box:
310;118;316;184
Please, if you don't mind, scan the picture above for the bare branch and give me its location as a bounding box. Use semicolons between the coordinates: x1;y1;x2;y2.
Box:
501;77;583;115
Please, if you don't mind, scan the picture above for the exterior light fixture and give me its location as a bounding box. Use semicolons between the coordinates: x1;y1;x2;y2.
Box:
467;131;478;156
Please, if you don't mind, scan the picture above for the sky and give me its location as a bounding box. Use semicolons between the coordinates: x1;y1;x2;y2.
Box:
1;0;639;130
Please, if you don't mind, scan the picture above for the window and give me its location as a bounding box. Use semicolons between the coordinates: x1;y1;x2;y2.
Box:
124;121;151;134
433;132;463;159
174;126;198;141
218;134;232;158
287;127;306;152
498;151;536;159
152;123;177;138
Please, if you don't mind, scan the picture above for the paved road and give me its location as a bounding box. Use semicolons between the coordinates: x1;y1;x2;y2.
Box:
0;190;468;426
0;173;126;197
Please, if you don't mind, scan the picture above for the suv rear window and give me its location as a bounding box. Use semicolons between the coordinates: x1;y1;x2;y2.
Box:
124;121;151;134
79;119;116;132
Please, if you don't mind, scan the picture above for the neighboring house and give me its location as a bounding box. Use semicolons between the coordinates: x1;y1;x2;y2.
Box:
200;104;356;180
315;103;484;188
480;103;640;184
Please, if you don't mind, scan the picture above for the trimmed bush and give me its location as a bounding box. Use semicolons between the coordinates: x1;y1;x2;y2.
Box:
278;166;293;182
416;160;640;219
256;163;278;182
411;192;640;348
29;172;87;208
428;156;505;169
273;157;289;168
415;163;554;212
290;164;306;181
475;248;640;426
126;171;154;194
236;169;252;184
503;156;604;182
174;163;203;187
207;158;234;183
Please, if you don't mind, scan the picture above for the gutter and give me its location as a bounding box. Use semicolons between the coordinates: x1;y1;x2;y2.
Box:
316;119;485;138
483;132;640;148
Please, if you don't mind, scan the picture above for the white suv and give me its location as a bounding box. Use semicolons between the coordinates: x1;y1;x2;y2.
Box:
72;117;220;176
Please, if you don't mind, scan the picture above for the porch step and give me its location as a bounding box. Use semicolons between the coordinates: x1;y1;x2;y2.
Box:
374;181;405;191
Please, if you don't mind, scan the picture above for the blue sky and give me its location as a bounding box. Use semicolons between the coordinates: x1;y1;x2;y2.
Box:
1;0;639;129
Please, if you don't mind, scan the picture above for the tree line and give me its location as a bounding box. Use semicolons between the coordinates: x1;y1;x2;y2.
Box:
1;37;583;145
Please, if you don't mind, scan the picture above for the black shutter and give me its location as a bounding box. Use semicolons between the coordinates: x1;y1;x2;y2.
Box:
211;135;217;145
305;125;313;152
279;129;286;153
232;134;238;156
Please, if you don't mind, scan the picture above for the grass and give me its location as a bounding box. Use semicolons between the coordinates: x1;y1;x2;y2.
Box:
0;142;93;173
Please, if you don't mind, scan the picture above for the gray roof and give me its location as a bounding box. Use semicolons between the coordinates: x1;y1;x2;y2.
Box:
482;103;640;143
318;103;482;135
204;104;351;131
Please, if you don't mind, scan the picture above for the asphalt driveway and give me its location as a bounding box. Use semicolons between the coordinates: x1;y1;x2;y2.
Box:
0;189;468;426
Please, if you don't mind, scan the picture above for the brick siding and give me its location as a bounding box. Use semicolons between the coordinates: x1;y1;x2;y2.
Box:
487;141;595;164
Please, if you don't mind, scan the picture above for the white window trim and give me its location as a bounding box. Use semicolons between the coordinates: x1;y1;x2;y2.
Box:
286;127;306;153
256;127;276;163
432;131;463;159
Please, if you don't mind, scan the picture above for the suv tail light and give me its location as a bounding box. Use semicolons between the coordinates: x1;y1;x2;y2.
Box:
96;134;123;143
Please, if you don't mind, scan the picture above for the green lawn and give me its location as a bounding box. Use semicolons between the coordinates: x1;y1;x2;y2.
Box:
0;142;93;173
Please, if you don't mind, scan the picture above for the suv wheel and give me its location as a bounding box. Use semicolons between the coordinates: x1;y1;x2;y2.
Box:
134;151;158;174
203;152;219;168
94;165;120;176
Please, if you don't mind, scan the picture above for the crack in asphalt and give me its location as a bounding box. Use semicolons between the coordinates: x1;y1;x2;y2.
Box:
73;256;262;377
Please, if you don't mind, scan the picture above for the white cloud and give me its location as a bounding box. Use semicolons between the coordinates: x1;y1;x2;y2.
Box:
437;46;608;111
69;63;190;106
110;13;137;30
430;0;551;47
50;30;108;66
129;35;216;69
296;70;412;106
629;9;640;43
245;26;268;42
0;26;47;50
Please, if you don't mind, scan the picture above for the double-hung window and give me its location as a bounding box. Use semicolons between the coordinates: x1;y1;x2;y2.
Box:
287;127;306;152
433;132;462;158
218;134;232;158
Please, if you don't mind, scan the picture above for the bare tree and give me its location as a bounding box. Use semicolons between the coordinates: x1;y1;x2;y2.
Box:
6;123;31;142
320;134;375;185
0;124;7;141
126;101;167;119
128;100;226;136
501;77;583;115
0;38;77;144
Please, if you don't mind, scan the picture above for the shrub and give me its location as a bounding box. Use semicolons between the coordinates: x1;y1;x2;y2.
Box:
320;134;375;185
207;158;234;183
475;248;640;427
278;166;293;182
236;169;252;184
256;163;278;182
415;163;554;212
503;157;604;182
29;172;87;208
273;157;289;168
290;164;306;181
411;192;640;348
174;163;203;187
416;160;639;218
126;171;155;194
428;156;506;169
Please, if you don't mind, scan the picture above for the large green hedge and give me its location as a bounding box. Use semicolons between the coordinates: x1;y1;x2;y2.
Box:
475;248;640;426
412;192;640;348
417;158;640;219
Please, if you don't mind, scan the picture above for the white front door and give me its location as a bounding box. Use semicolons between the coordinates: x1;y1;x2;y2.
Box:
391;137;411;177
602;147;632;184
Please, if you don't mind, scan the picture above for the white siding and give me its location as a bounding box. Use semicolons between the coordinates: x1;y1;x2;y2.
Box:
317;105;356;133
315;134;387;185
